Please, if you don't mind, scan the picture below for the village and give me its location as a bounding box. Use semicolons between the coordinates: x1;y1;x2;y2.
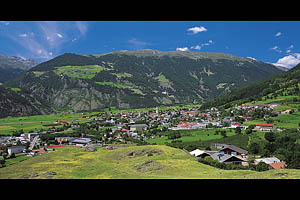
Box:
0;102;294;170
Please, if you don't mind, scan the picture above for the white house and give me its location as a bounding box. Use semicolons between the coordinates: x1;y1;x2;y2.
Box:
7;146;26;155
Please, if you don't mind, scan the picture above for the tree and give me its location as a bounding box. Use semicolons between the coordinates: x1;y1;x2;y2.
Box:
235;127;242;134
220;130;227;138
0;156;5;168
264;131;276;143
249;142;260;154
245;129;252;135
10;153;16;158
255;162;269;171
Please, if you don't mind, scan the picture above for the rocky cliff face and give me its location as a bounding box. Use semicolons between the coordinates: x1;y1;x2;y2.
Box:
0;86;51;118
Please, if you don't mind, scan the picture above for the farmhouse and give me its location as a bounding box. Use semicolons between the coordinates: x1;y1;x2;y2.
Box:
210;152;246;164
219;144;248;156
254;123;276;132
254;157;280;165
254;157;286;169
189;149;214;158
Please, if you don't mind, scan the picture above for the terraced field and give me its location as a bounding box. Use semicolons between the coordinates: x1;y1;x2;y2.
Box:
1;145;300;179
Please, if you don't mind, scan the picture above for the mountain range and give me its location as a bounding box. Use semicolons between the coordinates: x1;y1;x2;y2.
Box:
0;53;39;84
1;49;285;118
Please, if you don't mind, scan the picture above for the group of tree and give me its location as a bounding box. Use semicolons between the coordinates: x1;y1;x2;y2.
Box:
248;129;300;169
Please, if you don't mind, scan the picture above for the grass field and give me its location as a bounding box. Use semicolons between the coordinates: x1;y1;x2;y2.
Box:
1;145;300;179
243;111;300;129
55;65;110;79
0;113;93;135
146;129;236;145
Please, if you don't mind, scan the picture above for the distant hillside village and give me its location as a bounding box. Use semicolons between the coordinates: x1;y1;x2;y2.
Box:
0;102;295;170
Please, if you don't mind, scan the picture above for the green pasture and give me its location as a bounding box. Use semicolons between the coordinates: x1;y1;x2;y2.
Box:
10;88;21;92
0;113;92;135
55;65;110;79
146;129;236;145
1;145;300;179
243;112;300;129
245;95;299;106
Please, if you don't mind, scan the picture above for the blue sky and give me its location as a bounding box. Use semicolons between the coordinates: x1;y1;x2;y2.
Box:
0;21;300;68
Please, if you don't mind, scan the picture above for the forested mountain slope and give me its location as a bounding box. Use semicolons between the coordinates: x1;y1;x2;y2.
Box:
201;63;300;109
5;50;283;112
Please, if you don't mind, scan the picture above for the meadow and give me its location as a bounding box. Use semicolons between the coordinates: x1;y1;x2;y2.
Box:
1;145;300;179
55;65;110;79
146;129;236;145
0;112;93;135
243;111;300;129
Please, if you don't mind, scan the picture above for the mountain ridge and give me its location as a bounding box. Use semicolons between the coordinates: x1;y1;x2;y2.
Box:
3;49;284;116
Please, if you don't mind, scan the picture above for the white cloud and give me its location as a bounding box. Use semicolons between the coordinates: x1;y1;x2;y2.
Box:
275;32;282;37
19;33;28;38
286;44;294;54
190;40;214;50
56;33;63;38
187;26;207;35
270;45;282;53
176;47;189;51
190;45;201;50
272;53;300;69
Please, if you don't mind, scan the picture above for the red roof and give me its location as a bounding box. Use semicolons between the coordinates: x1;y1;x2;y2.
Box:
239;116;253;119
268;162;286;169
256;123;275;127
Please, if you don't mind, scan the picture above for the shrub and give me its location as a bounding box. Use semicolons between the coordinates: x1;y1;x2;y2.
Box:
255;162;269;171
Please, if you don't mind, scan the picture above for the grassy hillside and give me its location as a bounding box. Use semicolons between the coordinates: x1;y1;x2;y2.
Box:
1;145;300;179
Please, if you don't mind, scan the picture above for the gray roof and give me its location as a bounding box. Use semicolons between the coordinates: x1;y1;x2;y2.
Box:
210;152;245;163
72;138;92;144
8;145;25;149
220;144;248;154
211;152;233;162
130;124;148;127
255;157;280;164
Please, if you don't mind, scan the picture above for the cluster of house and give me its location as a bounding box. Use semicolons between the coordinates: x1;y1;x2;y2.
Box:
0;132;39;146
190;143;286;170
169;103;284;131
